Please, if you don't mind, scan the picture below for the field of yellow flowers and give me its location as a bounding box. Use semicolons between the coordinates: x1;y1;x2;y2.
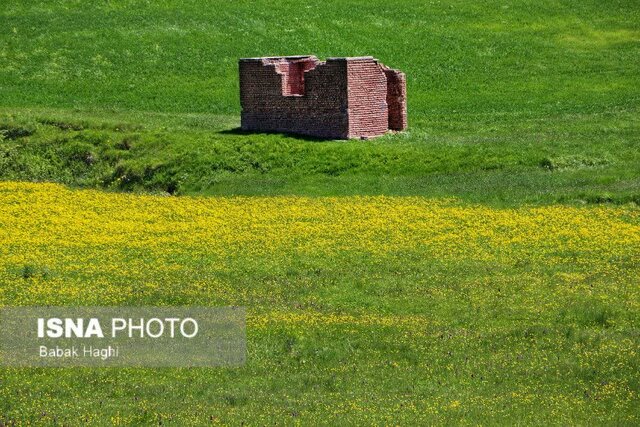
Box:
1;181;639;424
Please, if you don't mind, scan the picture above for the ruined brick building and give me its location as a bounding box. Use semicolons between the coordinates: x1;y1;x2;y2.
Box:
239;56;407;139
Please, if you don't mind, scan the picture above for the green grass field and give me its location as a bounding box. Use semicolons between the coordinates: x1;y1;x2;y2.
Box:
1;0;639;424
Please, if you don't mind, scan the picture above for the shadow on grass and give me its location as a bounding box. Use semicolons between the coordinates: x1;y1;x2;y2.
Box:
217;127;337;142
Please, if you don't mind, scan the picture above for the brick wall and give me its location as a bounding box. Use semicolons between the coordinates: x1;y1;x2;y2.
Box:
346;58;389;138
239;55;406;139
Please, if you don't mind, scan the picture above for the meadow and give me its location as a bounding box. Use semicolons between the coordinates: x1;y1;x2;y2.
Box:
1;182;639;424
0;0;639;424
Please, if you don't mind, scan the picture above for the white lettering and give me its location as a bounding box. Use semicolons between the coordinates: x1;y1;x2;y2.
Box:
181;318;198;338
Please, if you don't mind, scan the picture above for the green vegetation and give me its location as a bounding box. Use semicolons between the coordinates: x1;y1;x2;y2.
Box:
0;0;639;424
1;107;639;205
1;0;638;204
1;183;639;424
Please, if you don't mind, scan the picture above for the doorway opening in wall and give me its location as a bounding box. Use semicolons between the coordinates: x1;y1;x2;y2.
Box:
283;61;306;96
384;70;405;131
279;57;319;97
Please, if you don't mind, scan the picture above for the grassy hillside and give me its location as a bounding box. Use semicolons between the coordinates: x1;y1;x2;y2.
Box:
1;0;639;203
1;107;639;205
1;0;639;425
2;0;638;115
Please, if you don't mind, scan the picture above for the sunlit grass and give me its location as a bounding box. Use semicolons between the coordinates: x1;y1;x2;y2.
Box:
0;182;638;423
1;0;639;423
